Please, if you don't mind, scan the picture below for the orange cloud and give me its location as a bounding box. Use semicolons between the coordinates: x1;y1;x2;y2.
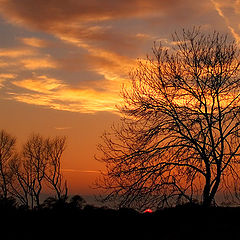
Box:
0;73;16;79
10;90;120;113
11;75;122;113
82;46;136;84
56;37;136;82
0;48;35;58
12;75;64;93
20;58;57;70
0;73;17;87
20;37;49;48
0;60;9;67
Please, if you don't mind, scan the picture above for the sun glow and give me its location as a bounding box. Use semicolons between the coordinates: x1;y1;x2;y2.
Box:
144;208;153;213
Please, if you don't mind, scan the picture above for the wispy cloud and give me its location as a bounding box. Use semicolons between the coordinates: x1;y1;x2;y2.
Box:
0;73;17;79
0;48;36;58
54;126;72;130
0;73;17;88
20;58;57;70
62;169;100;174
12;75;64;93
10;74;122;113
20;37;49;48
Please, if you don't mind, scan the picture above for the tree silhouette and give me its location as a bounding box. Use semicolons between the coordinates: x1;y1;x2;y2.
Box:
44;136;67;200
9;153;31;207
96;28;240;209
10;134;67;208
69;194;86;209
0;130;16;199
41;194;85;211
22;134;47;208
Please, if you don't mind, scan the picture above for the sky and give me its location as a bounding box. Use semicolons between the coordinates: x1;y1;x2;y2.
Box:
0;0;240;195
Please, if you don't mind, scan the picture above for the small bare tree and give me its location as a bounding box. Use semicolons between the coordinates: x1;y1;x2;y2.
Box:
44;136;67;200
0;130;16;199
9;155;31;207
22;134;47;208
96;28;240;209
10;134;67;208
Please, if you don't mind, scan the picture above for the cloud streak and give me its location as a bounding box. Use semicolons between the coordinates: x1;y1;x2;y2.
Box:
20;58;57;70
62;169;100;174
0;48;36;58
20;37;50;48
10;74;122;113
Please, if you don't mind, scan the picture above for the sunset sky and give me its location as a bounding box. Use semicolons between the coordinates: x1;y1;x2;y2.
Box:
0;0;239;195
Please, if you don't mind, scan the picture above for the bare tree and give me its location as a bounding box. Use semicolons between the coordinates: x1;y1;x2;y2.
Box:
96;28;240;209
9;155;31;207
44;136;68;200
0;130;16;199
22;134;47;208
10;134;67;208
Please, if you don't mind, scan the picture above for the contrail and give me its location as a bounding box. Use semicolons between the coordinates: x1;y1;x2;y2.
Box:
211;0;240;43
211;0;225;18
62;168;100;173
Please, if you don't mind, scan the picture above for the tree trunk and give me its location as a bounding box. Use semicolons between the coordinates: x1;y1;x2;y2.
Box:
203;165;212;206
203;186;212;207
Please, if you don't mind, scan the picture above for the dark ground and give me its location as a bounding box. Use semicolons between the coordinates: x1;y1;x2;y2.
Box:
1;203;240;240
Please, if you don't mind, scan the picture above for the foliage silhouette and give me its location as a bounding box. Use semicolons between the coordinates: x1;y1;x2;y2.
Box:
41;194;86;212
69;194;86;209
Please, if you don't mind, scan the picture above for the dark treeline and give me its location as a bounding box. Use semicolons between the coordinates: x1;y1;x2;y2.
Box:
0;196;240;240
